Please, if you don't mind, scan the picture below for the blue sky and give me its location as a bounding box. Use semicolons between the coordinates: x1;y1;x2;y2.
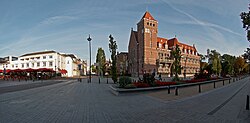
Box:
0;0;249;64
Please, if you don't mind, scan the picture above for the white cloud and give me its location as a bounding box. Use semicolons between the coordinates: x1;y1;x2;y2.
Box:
40;16;78;25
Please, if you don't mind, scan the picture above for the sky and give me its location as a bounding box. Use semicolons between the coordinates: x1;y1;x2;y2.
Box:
0;0;249;65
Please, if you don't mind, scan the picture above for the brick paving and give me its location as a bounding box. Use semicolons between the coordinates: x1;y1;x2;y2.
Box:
0;77;249;123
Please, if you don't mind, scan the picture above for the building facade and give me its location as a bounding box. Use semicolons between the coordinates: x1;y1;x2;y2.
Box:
0;50;87;77
128;11;200;77
116;52;128;75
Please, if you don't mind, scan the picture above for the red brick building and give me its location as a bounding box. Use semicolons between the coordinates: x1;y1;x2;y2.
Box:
128;11;200;77
116;52;128;75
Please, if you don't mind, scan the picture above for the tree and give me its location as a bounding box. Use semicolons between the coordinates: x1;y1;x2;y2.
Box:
108;35;118;83
170;45;182;81
234;57;245;74
240;8;250;42
221;54;236;75
96;47;106;76
208;50;222;75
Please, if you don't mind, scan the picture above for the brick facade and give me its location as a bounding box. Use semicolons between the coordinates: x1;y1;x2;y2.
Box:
128;11;200;77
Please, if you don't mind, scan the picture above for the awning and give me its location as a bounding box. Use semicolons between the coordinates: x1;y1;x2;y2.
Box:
60;69;67;74
37;68;54;72
24;68;37;72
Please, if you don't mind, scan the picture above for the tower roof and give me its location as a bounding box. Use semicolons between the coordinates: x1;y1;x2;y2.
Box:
141;11;156;21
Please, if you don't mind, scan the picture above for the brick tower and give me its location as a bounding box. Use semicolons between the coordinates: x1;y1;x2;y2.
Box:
137;11;158;74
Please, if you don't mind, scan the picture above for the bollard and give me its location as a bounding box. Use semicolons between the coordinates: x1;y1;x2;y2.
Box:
107;78;108;84
99;78;100;84
198;84;201;93
175;87;178;96
246;95;249;110
213;81;216;88
223;80;224;85
168;85;170;94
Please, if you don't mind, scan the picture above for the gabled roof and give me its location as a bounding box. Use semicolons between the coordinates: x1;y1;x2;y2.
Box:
141;11;156;21
168;38;197;52
157;37;168;43
132;31;138;42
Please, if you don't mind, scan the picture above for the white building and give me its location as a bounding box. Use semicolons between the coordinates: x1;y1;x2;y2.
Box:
0;50;87;77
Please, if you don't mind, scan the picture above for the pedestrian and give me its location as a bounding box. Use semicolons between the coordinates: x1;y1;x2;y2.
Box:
159;73;162;81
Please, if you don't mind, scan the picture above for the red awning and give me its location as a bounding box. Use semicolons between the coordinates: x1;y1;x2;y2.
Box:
0;69;3;73
37;68;54;72
60;69;67;74
24;68;37;72
12;69;24;73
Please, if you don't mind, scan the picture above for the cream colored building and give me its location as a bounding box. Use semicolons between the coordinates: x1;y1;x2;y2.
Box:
0;50;87;77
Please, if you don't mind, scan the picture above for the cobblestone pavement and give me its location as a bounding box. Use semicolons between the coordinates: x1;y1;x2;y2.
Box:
0;77;249;123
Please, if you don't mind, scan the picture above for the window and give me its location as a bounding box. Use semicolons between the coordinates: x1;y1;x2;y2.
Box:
26;63;29;68
147;22;149;25
43;56;46;59
32;63;34;67
43;62;46;67
36;57;40;59
49;61;53;67
12;65;14;68
22;64;24;68
37;62;40;67
157;42;159;48
67;61;69;64
153;24;155;27
49;55;53;59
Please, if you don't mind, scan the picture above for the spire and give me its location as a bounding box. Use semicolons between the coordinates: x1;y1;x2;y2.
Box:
141;11;156;21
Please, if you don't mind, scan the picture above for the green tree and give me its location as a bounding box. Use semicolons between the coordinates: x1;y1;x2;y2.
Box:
170;45;182;81
208;50;222;75
96;47;106;76
221;54;236;75
240;9;250;42
108;35;118;83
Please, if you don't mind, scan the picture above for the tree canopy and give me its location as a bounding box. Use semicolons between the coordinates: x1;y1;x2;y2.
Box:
96;47;106;76
109;35;118;83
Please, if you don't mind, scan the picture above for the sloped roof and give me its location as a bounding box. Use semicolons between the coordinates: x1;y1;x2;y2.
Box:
141;11;156;21
168;38;197;51
157;37;168;43
20;50;57;57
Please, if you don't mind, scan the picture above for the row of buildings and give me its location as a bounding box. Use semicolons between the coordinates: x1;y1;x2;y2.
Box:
116;11;200;77
0;50;87;77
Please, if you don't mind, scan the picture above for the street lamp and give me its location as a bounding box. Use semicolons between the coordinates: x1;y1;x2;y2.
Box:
87;34;92;83
55;59;57;78
137;42;139;77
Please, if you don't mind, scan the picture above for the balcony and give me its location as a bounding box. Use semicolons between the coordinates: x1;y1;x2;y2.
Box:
156;59;173;64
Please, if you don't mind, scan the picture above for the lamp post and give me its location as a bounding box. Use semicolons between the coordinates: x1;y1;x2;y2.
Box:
87;34;92;83
137;42;139;78
184;57;187;79
55;59;57;78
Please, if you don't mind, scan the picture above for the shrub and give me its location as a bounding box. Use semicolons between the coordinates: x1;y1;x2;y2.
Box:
155;81;176;86
118;76;132;88
133;82;150;88
124;84;136;89
143;73;155;86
